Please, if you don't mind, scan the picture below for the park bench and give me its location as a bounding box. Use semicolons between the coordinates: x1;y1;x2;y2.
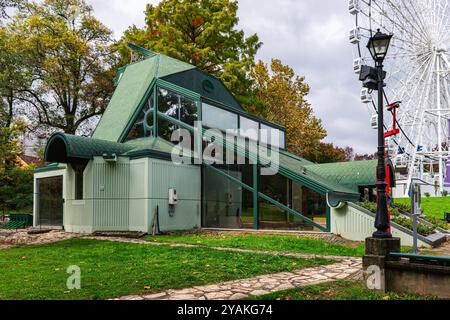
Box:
0;214;33;230
389;252;450;267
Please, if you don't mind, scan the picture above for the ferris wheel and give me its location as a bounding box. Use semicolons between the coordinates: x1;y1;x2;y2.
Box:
348;0;450;196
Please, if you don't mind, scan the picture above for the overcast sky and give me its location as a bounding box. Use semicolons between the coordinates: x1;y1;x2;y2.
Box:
88;0;376;154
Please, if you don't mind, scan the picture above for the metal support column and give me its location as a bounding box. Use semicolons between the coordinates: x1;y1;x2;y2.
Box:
253;163;259;230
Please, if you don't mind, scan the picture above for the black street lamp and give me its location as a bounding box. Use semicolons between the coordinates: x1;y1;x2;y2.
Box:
367;29;393;238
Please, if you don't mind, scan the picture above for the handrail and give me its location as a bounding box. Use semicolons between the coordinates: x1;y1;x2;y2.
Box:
389;252;450;263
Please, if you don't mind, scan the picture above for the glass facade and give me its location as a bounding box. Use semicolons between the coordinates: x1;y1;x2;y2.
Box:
258;172;326;231
126;94;154;141
37;176;64;226
202;103;238;133
260;124;285;149
158;87;198;143
239;116;259;141
202;164;254;229
126;83;327;231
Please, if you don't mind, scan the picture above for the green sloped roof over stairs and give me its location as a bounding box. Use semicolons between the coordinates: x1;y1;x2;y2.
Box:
304;160;379;192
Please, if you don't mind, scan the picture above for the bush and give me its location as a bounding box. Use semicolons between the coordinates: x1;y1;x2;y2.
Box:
442;190;449;197
395;202;411;213
356;202;435;237
422;215;448;230
0;166;34;212
424;192;431;198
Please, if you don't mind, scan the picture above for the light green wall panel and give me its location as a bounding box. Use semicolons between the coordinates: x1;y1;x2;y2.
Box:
148;159;201;232
129;159;148;232
63;163;94;233
92;157;130;231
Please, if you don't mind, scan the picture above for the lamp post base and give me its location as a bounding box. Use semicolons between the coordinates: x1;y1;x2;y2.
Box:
363;237;400;293
372;230;393;238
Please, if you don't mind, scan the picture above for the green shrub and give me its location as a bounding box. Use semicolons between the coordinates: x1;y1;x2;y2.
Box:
425;192;431;198
422;215;448;230
356;202;435;236
0;166;34;212
395;202;411;213
442;190;449;197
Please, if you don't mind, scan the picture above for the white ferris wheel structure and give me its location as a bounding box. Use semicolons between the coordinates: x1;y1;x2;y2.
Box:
348;0;450;196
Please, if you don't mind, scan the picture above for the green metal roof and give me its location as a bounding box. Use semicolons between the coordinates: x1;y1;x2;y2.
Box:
44;133;136;163
304;160;378;192
123;137;177;156
35;163;66;173
92;55;196;142
162;69;244;111
44;133;178;164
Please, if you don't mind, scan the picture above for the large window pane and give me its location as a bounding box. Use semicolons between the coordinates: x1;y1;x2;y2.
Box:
202;164;253;229
202;103;238;133
279;131;286;149
180;96;197;126
158;118;178;142
158;87;179;119
239;116;259;141
157;87;198;142
125;94;154;141
259;172;327;231
260;124;281;148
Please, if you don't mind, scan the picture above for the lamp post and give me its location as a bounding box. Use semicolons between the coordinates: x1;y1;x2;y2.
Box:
367;29;393;238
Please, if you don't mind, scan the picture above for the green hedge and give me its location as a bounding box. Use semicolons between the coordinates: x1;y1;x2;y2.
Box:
356;202;435;237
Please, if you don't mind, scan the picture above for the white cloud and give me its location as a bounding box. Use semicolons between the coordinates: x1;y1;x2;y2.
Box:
87;0;376;154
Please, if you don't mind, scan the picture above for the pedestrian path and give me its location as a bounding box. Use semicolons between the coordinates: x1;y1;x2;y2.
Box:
112;257;361;300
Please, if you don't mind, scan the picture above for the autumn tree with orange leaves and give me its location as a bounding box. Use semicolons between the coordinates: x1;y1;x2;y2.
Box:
119;0;261;102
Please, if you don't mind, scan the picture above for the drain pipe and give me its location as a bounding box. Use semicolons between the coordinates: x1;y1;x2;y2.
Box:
326;193;345;209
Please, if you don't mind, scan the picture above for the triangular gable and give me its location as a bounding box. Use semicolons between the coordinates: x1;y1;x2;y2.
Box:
161;68;244;111
92;54;196;142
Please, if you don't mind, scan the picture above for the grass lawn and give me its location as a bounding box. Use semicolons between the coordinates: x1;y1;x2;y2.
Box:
395;197;450;220
0;238;331;300
145;232;366;257
245;280;437;300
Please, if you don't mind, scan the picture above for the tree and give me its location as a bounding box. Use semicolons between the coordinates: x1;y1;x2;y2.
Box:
119;0;261;101
304;142;348;164
0;0;21;19
0;114;26;171
2;0;117;135
0;165;34;212
249;59;327;158
354;152;377;161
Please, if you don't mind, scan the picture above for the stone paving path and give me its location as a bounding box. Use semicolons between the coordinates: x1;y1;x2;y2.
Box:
112;257;362;300
85;236;362;300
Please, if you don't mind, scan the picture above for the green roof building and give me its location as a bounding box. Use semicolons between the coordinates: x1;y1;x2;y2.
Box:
33;44;397;237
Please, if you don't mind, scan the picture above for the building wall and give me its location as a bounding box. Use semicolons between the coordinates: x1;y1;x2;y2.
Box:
34;157;201;234
128;158;148;232
331;203;430;248
65;162;94;233
148;159;201;233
